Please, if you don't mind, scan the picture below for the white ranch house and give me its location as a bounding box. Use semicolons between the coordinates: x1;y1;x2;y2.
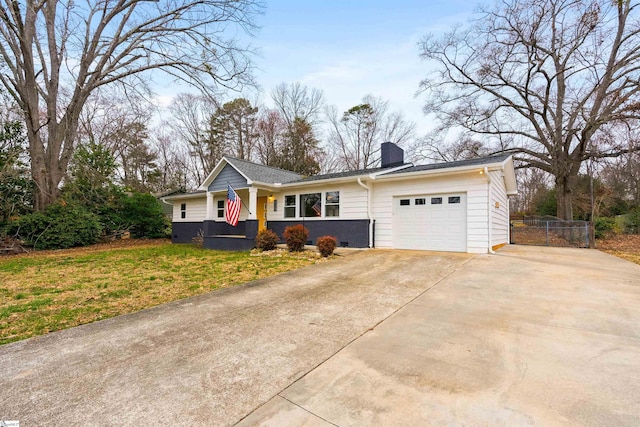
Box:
163;142;517;253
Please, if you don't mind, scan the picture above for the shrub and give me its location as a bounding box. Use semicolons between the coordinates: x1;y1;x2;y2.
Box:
594;217;617;239
255;229;278;251
9;202;102;249
121;192;170;238
316;235;337;257
283;224;308;252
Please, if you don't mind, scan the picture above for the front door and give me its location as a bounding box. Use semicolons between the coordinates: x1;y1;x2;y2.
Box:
257;196;267;231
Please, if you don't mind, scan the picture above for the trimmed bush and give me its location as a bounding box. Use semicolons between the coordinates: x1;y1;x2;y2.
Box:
283;224;308;252
316;235;337;257
9;202;102;249
255;229;278;251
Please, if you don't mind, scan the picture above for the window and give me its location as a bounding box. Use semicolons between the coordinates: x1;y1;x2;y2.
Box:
180;203;186;219
431;197;443;205
399;199;410;206
300;193;321;217
273;199;278;212
217;200;224;218
415;198;426;205
325;191;340;217
448;196;461;204
284;195;296;218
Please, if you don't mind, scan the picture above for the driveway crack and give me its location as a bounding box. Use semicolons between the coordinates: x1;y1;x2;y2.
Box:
278;394;340;426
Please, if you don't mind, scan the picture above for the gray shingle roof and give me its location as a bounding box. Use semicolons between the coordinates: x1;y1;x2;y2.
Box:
385;154;511;175
225;157;302;184
286;166;396;183
286;154;511;183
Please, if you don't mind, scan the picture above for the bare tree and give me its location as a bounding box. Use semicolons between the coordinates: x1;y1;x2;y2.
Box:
419;0;640;220
167;93;220;184
0;0;262;210
327;95;416;171
151;128;189;193
255;108;287;166
271;82;325;127
415;133;490;163
510;168;552;215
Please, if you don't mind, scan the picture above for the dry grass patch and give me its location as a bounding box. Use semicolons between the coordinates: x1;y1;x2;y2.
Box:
596;234;640;265
0;240;323;345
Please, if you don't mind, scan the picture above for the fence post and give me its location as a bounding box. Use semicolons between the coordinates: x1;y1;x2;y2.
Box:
546;221;549;246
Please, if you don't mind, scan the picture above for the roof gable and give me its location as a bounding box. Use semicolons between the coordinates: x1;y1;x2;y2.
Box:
199;157;302;190
207;164;248;192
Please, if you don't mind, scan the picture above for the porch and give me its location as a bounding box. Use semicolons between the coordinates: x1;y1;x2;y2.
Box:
202;219;259;251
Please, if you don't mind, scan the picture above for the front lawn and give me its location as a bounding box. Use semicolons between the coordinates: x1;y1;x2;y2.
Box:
0;240;322;345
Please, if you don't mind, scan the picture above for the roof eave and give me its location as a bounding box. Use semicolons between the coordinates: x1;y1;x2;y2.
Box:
162;192;207;202
275;173;373;188
501;156;518;195
373;160;509;182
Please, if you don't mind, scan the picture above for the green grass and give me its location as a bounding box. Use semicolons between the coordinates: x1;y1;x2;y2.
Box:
0;240;321;345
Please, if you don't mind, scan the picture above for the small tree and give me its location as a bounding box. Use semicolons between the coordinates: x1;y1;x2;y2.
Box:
283;224;308;252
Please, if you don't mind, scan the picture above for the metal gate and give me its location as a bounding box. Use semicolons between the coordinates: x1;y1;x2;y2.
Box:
510;216;590;248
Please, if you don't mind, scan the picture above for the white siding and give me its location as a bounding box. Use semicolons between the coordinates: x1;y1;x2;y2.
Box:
208;193;249;223
372;172;490;253
266;182;368;221
338;182;368;218
489;170;509;247
172;196;207;222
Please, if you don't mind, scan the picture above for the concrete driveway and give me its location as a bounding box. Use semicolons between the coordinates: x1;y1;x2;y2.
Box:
2;246;639;426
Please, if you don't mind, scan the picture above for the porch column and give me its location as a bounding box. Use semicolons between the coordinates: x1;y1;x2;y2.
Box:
248;187;258;220
205;191;214;220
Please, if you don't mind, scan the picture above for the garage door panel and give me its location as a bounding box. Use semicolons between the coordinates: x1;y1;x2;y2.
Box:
392;193;466;252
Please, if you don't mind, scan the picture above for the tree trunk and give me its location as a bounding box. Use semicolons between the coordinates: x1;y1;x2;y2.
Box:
555;175;574;220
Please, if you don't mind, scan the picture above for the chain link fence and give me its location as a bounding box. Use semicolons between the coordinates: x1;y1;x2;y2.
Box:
511;216;590;248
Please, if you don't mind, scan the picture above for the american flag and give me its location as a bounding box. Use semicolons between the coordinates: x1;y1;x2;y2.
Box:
311;199;322;216
225;184;242;226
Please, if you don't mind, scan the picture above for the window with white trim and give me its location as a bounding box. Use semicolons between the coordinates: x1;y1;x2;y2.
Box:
180;203;186;219
325;191;340;217
300;193;321;217
284;195;296;218
217;200;224;218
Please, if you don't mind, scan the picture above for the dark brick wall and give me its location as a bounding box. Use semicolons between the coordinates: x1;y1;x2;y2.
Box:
171;222;204;243
267;219;370;248
205;220;246;236
203;236;255;251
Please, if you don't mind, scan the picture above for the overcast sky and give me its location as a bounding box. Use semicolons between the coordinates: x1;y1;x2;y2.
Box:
253;0;473;134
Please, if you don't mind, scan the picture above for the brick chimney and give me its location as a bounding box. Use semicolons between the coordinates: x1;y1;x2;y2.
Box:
380;142;404;168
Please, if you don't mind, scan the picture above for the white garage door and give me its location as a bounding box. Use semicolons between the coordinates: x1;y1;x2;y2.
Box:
392;193;467;252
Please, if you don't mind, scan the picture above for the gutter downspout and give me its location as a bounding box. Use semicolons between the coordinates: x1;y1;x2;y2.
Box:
357;177;374;248
485;167;495;254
